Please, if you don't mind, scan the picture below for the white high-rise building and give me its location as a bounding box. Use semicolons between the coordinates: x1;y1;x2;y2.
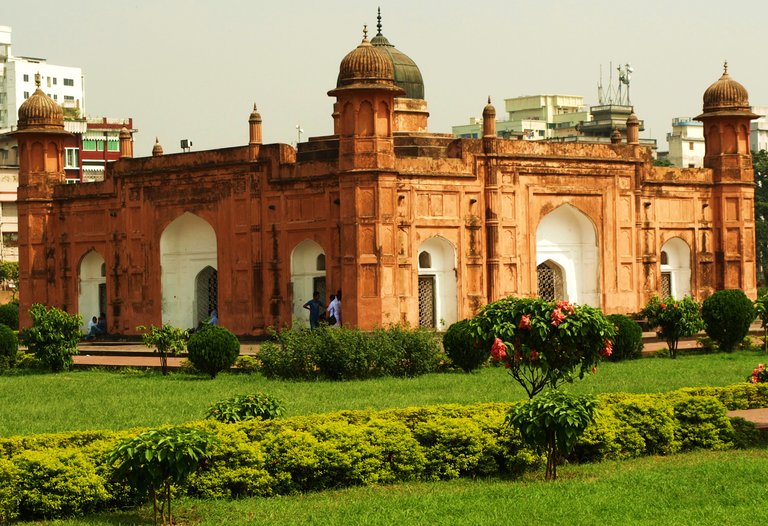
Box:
0;25;84;133
665;117;705;168
750;106;768;153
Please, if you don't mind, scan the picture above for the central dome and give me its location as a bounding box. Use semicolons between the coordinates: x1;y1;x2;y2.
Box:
370;14;425;99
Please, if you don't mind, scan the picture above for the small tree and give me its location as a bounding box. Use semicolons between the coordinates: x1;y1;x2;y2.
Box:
442;319;488;372
507;390;598;480
702;289;755;352
23;304;82;372
641;296;704;358
137;324;188;375
187;325;240;378
106;426;218;526
0;262;19;299
754;293;768;352
470;297;615;398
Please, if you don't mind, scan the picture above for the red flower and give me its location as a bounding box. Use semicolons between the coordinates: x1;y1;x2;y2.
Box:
599;339;613;358
551;308;566;327
660;303;666;309
519;314;532;331
490;338;507;361
529;350;539;362
592;366;597;374
556;300;575;315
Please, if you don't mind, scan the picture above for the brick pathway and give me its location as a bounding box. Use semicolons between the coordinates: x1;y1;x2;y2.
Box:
727;408;768;429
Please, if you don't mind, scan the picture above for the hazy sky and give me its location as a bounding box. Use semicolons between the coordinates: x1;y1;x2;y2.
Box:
4;0;767;156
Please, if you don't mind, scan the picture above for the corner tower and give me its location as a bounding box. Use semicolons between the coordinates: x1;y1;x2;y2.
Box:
695;63;758;294
12;73;71;325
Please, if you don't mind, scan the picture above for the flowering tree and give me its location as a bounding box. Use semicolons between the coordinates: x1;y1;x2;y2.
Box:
470;297;615;398
641;296;704;359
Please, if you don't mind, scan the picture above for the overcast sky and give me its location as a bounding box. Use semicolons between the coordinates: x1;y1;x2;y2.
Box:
4;0;767;156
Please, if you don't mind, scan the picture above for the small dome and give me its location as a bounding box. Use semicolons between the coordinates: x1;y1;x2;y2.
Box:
17;76;64;131
119;127;131;139
483;97;496;117
370;14;424;99
702;62;750;113
152;137;163;157
336;31;394;88
249;103;262;123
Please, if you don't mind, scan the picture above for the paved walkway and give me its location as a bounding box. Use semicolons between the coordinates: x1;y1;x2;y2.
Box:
727;408;768;429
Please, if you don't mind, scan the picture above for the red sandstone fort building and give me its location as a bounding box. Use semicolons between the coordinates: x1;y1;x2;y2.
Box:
12;24;758;336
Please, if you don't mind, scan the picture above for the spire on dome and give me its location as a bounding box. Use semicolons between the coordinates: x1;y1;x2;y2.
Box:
376;7;382;35
723;60;728;74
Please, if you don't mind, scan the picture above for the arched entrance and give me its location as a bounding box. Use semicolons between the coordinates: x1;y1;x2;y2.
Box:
535;204;599;306
291;240;326;328
78;250;106;332
660;237;691;299
417;236;458;330
160;213;217;329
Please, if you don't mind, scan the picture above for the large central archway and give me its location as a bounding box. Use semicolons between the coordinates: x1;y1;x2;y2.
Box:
160;213;217;329
535;204;599;306
417;236;458;330
291;240;327;328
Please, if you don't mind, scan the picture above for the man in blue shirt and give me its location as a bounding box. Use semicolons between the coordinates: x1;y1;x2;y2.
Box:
303;291;324;329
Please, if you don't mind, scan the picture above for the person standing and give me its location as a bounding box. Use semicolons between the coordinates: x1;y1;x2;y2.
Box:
326;293;341;327
303;291;324;329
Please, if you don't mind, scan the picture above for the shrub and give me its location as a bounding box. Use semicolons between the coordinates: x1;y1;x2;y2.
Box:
702;289;755;352
23;304;82;372
673;396;734;451
755;293;768;351
206;393;285;423
0;302;19;331
641;296;704;358
233;355;260;373
748;363;768;384
384;324;442;377
606;314;643;361
187;325;240;378
443;319;488;372
470;297;615;398
257;327;318;380
0;323;17;371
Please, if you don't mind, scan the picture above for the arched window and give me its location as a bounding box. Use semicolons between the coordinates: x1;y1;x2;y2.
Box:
316;254;326;271
660;251;669;265
537;261;565;302
418;251;432;269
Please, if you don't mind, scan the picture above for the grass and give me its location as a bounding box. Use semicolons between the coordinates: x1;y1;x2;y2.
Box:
0;349;765;437
15;448;768;525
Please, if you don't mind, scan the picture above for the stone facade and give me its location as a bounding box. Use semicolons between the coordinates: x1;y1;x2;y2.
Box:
13;30;758;335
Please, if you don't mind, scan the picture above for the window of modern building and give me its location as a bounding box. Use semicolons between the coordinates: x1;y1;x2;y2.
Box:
52;78;57;85
64;78;74;86
53;94;57;101
82;140;97;151
64;95;74;101
65;148;79;168
107;141;119;152
23;91;29;99
23;74;29;82
47;77;51;88
689;142;694;150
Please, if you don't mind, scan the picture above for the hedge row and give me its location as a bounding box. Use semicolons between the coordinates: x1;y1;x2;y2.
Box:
1;383;767;521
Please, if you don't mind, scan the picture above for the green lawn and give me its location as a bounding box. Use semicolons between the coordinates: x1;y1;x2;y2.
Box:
15;449;768;525
0;350;765;437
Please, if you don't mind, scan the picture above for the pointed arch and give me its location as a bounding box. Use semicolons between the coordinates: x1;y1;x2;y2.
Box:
358;101;374;136
535;204;599;306
417;236;458;329
537;260;566;302
160;212;217;329
78;250;106;332
291;239;326;328
660;237;691;299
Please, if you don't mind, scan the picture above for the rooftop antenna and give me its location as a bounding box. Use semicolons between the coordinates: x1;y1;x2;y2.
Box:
597;64;604;105
296;124;304;144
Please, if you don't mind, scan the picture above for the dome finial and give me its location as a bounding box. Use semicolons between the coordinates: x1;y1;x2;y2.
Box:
34;72;41;88
723;60;728;74
487;96;491;104
376;7;382;35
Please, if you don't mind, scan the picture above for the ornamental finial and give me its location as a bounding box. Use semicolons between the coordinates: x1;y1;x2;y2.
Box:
377;7;382;35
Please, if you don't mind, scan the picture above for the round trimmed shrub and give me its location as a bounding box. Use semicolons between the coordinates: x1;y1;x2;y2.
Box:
702;289;755;352
187;325;240;378
606;314;643;361
443;319;487;372
0;302;18;331
0;323;18;371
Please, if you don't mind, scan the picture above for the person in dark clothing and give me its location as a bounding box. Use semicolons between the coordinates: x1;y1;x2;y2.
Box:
303;291;324;329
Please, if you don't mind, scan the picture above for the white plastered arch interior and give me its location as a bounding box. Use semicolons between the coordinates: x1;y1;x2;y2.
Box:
291;239;326;328
417;236;458;329
660;237;692;299
535;204;599;307
160;212;218;329
78;250;106;332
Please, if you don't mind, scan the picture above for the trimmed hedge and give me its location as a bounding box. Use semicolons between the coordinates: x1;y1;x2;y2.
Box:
258;325;443;380
187;325;241;378
0;383;766;520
